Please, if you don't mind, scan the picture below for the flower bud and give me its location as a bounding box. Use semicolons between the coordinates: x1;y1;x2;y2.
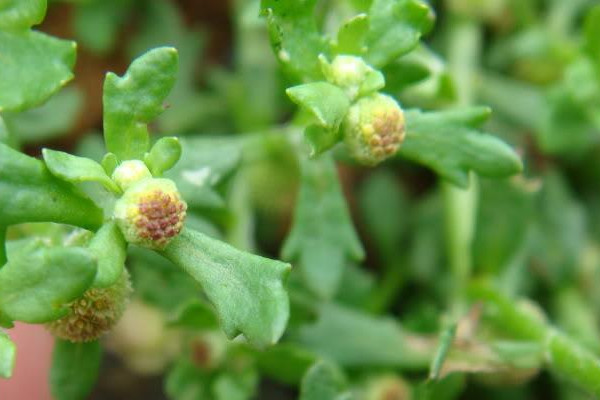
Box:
112;160;152;191
113;178;187;250
320;55;384;100
343;93;406;165
46;270;132;342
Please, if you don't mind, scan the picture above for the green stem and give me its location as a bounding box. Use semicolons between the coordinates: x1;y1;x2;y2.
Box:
0;225;5;266
367;258;405;313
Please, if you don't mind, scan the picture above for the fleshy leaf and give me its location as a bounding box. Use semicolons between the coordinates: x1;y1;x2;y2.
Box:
42;149;121;193
0;144;103;229
0;31;76;112
0;0;45;31
299;360;349;400
89;221;127;288
261;0;327;80
365;0;434;68
103;47;178;160
0;330;16;378
144;136;182;176
50;339;102;400
161;228;291;348
282;155;364;299
0;242;97;323
398;107;523;187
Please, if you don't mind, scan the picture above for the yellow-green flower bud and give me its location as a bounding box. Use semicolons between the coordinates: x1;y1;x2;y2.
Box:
343;93;406;166
112;160;153;191
46;270;132;342
113;178;187;250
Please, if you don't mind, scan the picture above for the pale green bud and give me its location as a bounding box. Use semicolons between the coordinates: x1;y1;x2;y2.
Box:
343;93;406;166
320;55;384;100
112;160;152;191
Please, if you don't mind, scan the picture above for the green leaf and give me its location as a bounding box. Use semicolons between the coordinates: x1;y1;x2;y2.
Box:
297;303;432;367
161;228;291;348
50;339;102;400
212;369;258;400
167;298;219;330
0;330;16;378
261;0;327;80
0;243;97;323
0;0;45;31
0;30;76;112
398;108;523;187
334;14;369;56
89;221;127;288
365;0;434;68
144;136;182;176
0;144;103;229
74;0;133;54
103;47;178;160
584;4;600;66
2;87;83;143
165;357;210;400
282;155;364;299
256;344;318;385
299;360;349;400
42;148;121;193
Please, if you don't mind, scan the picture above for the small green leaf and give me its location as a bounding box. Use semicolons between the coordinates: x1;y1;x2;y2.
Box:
0;0;46;31
167;298;219;330
0;330;16;378
144;136;182;176
42;148;121;193
89;221;127;288
299;360;349;400
0;30;76;112
334;14;369;55
282;155;364;299
0;144;103;229
365;0;434;68
161;228;291;348
0;243;97;323
398;108;523;187
212;369;259;400
103;47;178;160
165;357;210;400
257;344;318;385
261;0;327;80
101;152;119;175
50;339;102;400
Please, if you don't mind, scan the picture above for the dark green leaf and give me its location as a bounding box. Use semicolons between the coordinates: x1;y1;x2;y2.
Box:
42;149;120;193
50;339;102;400
0;330;16;378
0;0;45;31
257;344;318;385
299;360;348;400
103;47;178;160
89;221;127;288
398;107;523;187
0;144;103;229
0;242;97;323
261;0;327;80
282;155;364;299
365;0;434;68
144;136;182;176
161;228;291;348
0;30;76;112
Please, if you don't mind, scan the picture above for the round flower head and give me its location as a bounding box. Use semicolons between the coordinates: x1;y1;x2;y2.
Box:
343;93;406;166
113;178;187;250
46;270;132;342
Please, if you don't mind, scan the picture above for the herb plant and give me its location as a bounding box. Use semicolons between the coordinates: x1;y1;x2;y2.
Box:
1;0;600;399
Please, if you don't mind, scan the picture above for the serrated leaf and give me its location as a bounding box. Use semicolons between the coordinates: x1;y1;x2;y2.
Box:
261;0;327;80
0;30;76;112
0;0;45;31
161;228;291;348
42;148;120;193
89;221;127;288
398;107;523;187
299;360;349;400
365;0;434;68
50;339;102;400
0;243;97;323
103;47;178;160
144;136;182;176
0;144;103;229
0;330;16;378
334;14;369;55
282;155;364;299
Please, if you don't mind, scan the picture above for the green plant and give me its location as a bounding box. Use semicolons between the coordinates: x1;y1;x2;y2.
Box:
2;0;600;399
